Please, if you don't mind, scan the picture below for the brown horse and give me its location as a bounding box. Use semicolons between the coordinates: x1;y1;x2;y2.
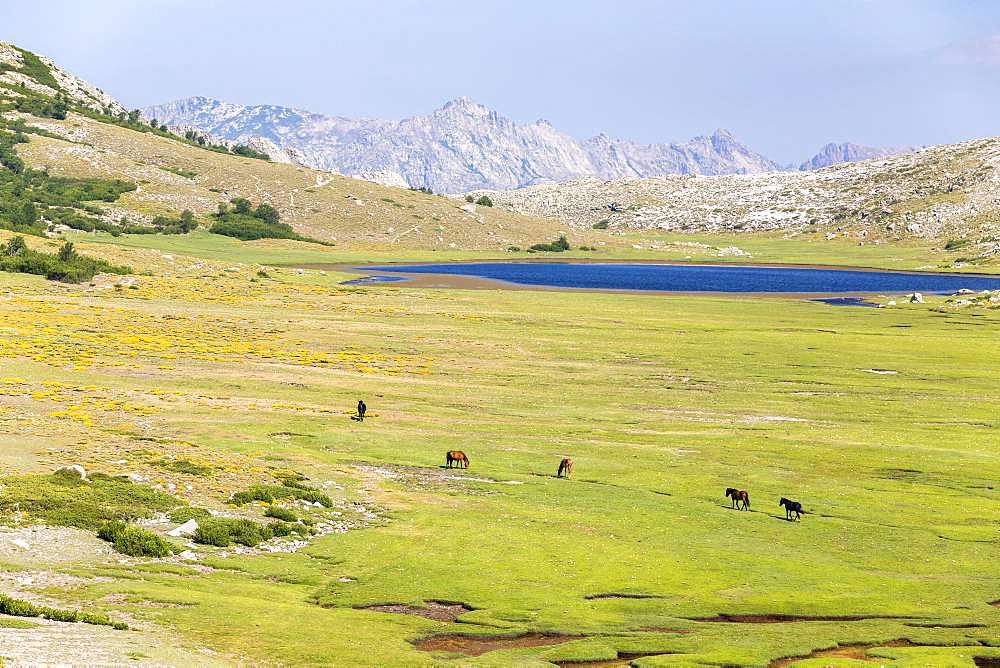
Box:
725;487;750;510
556;458;573;478
445;450;469;469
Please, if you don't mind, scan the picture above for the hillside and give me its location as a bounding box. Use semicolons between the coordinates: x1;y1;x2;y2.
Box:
0;43;570;252
471;137;1000;262
144;96;781;192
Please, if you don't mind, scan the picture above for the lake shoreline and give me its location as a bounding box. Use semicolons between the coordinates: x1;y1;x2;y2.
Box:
319;259;1000;297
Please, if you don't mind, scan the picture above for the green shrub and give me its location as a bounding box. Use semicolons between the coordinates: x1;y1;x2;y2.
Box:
264;506;297;522
592;220;610;229
193;517;270;547
0;593;127;630
152;458;214;476
944;238;970;251
168;506;211;523
507;246;521;252
475;195;493;207
97;520;174;557
267;520;294;537
528;235;571;252
0;236;130;283
0;472;177;530
230;483;333;508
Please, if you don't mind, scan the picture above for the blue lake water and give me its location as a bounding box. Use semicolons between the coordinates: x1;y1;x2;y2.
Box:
353;262;1000;294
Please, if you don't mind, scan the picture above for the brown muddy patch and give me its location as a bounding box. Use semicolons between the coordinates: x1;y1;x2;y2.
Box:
905;622;986;629
361;600;472;622
689;613;914;623
990;600;1000;608
974;658;1000;668
411;632;581;656
555;651;678;667
770;640;915;668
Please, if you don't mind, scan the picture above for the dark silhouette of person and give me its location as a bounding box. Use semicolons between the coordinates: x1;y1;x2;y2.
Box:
357;400;367;420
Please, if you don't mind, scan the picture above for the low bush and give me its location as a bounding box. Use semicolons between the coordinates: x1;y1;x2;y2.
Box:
0;237;131;283
193;517;269;547
0;472;177;530
152;458;214;476
944;238;970;251
528;235;571;252
0;594;127;630
97;520;175;557
592;220;610;229
475;195;493;207
230;483;333;508
264;506;298;522
168;506;211;523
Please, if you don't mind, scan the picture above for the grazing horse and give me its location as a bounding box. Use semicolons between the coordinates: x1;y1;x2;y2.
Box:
725;487;750;510
557;458;573;478
445;450;469;469
779;497;803;521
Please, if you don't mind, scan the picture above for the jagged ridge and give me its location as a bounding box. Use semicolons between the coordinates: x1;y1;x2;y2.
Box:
143;96;781;193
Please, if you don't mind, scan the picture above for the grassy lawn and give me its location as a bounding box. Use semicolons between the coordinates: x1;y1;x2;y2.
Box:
0;244;998;665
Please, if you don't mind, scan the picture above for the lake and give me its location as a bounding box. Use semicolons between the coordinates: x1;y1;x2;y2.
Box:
348;262;1000;294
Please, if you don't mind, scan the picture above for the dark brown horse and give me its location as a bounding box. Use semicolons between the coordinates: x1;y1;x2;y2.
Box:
445;450;469;469
725;487;750;510
556;458;573;478
779;497;802;521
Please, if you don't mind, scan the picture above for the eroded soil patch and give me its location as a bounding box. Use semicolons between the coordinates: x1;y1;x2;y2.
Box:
974;658;1000;667
689;613;914;623
411;632;581;656
770;640;915;668
362;600;472;622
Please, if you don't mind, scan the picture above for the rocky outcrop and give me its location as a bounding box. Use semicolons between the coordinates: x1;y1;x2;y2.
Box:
143;96;781;193
469;136;1000;250
0;42;125;115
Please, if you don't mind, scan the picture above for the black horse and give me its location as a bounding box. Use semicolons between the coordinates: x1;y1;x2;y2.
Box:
357;400;367;420
779;497;802;521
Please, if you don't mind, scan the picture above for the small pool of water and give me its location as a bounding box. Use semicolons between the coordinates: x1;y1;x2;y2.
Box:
352;262;1000;294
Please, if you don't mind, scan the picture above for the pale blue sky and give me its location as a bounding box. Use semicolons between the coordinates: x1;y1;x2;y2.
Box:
4;0;1000;163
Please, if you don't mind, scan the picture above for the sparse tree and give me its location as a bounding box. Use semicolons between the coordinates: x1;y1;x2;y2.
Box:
3;236;27;257
17;201;37;228
231;198;252;215
253;203;279;225
179;210;197;232
57;241;76;262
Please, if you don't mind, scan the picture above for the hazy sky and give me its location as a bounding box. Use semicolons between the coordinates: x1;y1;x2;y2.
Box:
4;1;1000;163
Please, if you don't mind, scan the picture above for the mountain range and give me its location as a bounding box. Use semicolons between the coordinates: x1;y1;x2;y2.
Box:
143;96;910;193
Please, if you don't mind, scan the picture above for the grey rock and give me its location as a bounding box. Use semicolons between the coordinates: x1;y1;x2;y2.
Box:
143;97;780;193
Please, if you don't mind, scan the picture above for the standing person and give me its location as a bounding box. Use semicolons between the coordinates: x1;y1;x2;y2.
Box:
357;399;367;421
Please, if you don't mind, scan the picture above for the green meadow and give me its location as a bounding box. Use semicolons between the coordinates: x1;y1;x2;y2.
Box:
0;234;998;666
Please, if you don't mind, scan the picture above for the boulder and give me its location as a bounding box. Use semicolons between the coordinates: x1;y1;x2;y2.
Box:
54;464;87;481
167;519;199;537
